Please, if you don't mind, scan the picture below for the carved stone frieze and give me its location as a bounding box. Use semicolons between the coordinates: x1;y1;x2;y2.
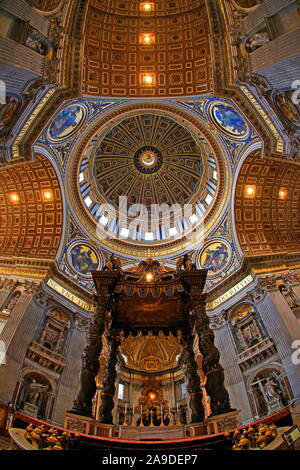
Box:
74;314;90;332
208;311;227;330
23;280;41;295
0;277;17;291
33;290;51;307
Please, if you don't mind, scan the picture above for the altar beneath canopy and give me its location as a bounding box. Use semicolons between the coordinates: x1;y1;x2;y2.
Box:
66;259;238;439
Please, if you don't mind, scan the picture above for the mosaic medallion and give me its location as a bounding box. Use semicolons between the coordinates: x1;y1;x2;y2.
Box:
134;146;163;174
209;102;249;139
67;242;100;277
47;103;87;141
199;239;231;276
230;304;254;325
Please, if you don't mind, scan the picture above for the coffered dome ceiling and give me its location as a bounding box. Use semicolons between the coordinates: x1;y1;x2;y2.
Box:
72;105;228;259
83;113;209;209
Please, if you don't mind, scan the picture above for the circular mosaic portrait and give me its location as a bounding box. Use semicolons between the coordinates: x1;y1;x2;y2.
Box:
209;101;249;139
199;239;232;276
47;103;87;141
67;242;100;277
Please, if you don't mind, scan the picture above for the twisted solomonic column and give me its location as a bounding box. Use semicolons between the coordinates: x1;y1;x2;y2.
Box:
99;330;122;424
70;295;109;417
181;331;205;423
192;295;234;416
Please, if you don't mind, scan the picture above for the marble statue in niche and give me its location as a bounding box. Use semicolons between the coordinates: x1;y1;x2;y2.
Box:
245;31;270;52
38;308;70;354
264;377;283;402
1;291;21;315
25;379;49;406
230;304;264;351
278;282;300;308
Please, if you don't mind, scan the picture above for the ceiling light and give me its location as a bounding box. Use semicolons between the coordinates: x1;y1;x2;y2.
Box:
278;187;288;200
146;272;154;282
9;193;19;203
245;185;256;198
141;3;154;12
43;190;53;201
142;74;154;86
140;33;155;45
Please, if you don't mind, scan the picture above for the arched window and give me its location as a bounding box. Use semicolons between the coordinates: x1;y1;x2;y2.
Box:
233;0;258;8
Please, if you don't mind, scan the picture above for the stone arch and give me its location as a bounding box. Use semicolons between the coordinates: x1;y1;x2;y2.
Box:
247;364;292;418
231;0;258;9
26;0;63;14
15;368;58;420
0;288;22;314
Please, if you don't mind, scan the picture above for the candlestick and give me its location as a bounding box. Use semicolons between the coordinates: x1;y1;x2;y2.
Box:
150;409;154;427
160;404;164;427
131;403;135;426
123;403;128;426
140;404;144;427
176;403;180;426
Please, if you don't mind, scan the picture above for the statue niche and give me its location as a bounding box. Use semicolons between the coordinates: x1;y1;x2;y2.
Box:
38;308;70;354
230;303;265;352
1;290;21;315
250;369;291;417
17;373;53;419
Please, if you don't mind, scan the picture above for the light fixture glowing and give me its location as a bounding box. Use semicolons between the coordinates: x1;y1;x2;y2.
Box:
278;187;288;200
9;193;19;203
146;272;154;282
140;2;154;11
148;392;156;400
141;73;154;86
139;33;155;45
43;190;53;201
245;185;256;198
